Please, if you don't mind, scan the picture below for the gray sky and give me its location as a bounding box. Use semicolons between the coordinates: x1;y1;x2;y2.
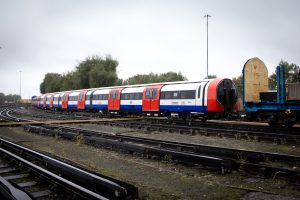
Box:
1;0;300;99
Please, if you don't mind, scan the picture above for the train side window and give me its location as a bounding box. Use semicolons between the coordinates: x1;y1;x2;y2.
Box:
103;94;108;100
129;93;135;100
137;93;143;100
181;90;195;99
198;86;202;98
86;95;90;100
165;91;171;99
172;91;179;99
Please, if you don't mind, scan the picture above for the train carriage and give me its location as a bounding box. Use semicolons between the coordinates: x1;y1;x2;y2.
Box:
160;83;202;116
92;89;110;113
120;87;144;113
68;91;80;110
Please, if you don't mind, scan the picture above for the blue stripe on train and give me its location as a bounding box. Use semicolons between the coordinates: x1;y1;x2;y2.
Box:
159;105;207;113
92;104;108;110
53;104;62;108
120;105;142;111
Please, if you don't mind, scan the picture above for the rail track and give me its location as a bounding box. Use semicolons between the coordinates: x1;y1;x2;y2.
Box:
98;118;300;144
0;138;138;200
23;123;300;180
4;107;300;144
2;107;300;182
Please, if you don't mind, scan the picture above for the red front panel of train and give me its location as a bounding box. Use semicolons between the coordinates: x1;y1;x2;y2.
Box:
142;85;163;111
77;91;87;110
206;79;223;112
108;88;123;111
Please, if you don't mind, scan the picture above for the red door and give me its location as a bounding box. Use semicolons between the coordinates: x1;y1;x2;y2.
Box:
50;95;54;109
142;85;163;111
77;91;87;110
62;93;70;110
108;88;124;111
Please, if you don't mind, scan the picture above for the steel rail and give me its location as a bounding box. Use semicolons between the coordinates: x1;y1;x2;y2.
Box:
4;107;300;181
103;119;300;144
0;138;138;199
23;124;300;181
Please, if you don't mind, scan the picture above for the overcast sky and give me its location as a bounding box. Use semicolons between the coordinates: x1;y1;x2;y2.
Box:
0;0;300;99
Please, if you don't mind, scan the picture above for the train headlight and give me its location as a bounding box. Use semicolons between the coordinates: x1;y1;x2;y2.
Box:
285;109;291;115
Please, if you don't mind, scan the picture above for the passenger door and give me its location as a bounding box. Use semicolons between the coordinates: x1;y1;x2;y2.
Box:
142;85;163;111
108;88;123;111
77;91;87;110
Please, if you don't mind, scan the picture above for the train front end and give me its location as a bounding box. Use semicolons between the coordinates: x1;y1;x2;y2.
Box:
207;78;238;118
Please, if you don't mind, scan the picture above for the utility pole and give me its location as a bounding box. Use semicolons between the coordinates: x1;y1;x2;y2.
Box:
204;14;211;78
19;70;22;99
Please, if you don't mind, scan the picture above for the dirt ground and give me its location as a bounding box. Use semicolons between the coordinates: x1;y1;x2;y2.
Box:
0;126;300;200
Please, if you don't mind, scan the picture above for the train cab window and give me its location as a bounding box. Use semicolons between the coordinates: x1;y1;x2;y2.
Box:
198;86;202;98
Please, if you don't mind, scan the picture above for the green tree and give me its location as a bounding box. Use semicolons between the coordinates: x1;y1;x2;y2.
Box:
5;94;21;102
232;75;242;97
61;72;77;91
40;73;63;93
40;55;120;93
123;72;187;85
269;60;300;89
88;55;119;87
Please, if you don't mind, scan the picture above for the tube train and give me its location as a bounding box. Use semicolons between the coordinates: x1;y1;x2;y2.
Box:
33;78;238;121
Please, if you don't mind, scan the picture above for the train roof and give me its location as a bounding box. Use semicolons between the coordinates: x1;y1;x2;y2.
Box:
40;79;218;95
